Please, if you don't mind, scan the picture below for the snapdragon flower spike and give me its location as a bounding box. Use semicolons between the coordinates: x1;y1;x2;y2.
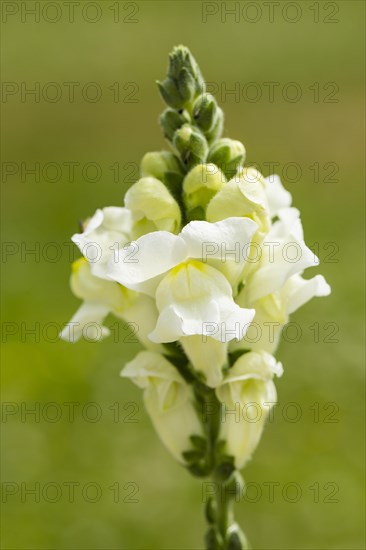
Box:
61;45;332;550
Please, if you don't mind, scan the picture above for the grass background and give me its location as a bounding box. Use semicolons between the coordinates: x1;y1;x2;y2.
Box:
1;1;365;548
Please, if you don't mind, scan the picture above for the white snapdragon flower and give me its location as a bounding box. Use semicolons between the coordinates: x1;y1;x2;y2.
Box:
122;351;203;463
71;206;132;280
108;218;258;387
233;273;331;353
231;208;331;353
241;207;320;305
107;216;258;294
263;174;292;218
216;351;283;469
60;258;162;351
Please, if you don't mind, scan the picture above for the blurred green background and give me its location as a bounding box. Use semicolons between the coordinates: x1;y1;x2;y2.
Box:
1;1;364;548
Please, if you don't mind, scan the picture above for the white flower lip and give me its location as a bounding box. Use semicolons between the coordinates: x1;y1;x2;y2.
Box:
107;217;258;294
71;206;132;280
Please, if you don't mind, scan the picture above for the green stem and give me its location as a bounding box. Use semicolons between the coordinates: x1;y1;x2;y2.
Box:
198;387;249;550
214;475;234;542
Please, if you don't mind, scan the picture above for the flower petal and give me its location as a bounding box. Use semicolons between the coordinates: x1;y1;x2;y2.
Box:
149;261;255;343
60;302;110;343
180;217;258;286
72;207;132;279
107;231;188;295
285;274;331;315
263;175;292;217
121;351;184;388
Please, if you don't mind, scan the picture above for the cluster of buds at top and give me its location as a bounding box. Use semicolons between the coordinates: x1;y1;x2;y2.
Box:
156;45;247;223
157;45;204;109
158;47;225;156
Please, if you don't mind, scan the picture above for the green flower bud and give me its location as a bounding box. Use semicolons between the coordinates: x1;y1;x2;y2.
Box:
160;108;190;141
208;138;246;180
205;526;223;550
205;110;224;144
124;176;181;238
205;496;217;525
226;524;250;550
140;151;183;180
173;124;208;170
157;45;204;109
192;94;224;139
140;153;184;208
183;163;226;220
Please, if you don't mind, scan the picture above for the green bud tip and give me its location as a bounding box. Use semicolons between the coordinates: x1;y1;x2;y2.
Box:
157;45;204;109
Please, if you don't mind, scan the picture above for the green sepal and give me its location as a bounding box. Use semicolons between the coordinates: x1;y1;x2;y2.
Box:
159;108;190;141
205;109;224;144
228;349;251;368
186;205;206;222
163;170;184;206
226;524;251;550
182;449;206;463
190;434;208;453
192;93;222;133
173;124;208;170
186;461;210;478
215;455;236;481
205;526;224;550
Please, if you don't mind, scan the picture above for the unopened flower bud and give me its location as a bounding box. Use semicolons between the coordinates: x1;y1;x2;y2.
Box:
183;163;226;220
205;527;223;550
205;496;217;525
160;108;190;141
226;524;250;550
205;108;224;144
157;45;204;109
125;176;181;237
173;124;208;170
215;352;281;469
122;351;204;464
141;151;183;181
192;94;224;142
208;138;246;180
